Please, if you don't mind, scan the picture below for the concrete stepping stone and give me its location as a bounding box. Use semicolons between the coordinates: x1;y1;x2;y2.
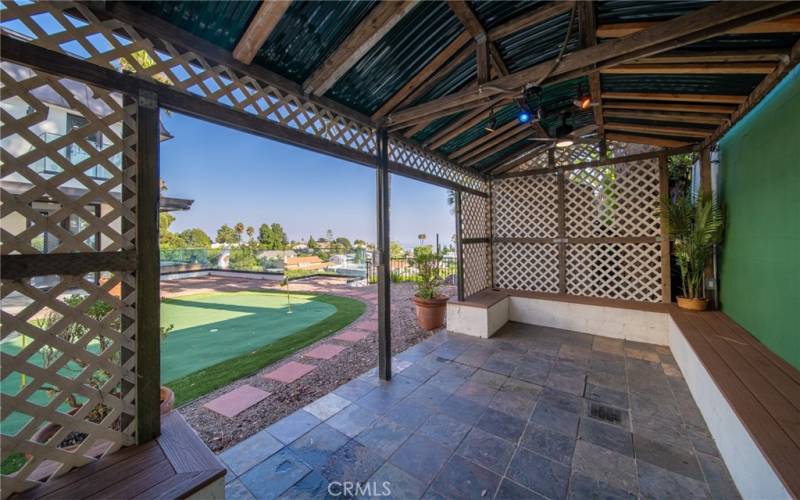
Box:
203;384;270;418
304;344;346;360
264;361;317;383
335;329;371;342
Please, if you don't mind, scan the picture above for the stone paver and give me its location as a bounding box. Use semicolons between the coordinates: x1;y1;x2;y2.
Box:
334;328;371;342
203;384;270;418
263;361;316;383
351;318;378;332
217;323;740;500
303;343;346;360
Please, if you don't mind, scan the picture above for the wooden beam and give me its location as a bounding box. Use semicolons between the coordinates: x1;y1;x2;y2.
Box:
464;128;534;166
448;0;509;78
606;132;691;148
605;122;712;138
372;32;471;121
451;121;523;160
602;92;748;104
303;1;416;96
603;100;738;114
388;2;797;124
603;109;728;126
488;1;575;41
448;0;485;38
476;36;490;83
601;62;776;75
426;101;501;149
376;128;391;381
232;1;292;64
705;37;800;146
0;251;136;280
597;14;800;38
394;43;474;114
658;154;671;303
577;1;604;137
632;49;787;64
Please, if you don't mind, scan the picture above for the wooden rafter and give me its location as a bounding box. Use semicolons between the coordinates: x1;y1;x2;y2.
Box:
601;62;776;74
450;120;523;160
372;32;472;121
631;49;788;64
464;128;535;166
603;109;728;125
597;14;800;38
602;92;748;104
303;1;416;96
425;101;504;149
577;1;604;138
488;1;576;41
605;122;712;138
232;1;292;64
605;132;691;148
387;2;799;124
603;101;738;114
447;1;509;77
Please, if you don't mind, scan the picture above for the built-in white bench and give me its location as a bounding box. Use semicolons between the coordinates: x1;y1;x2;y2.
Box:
447;289;799;499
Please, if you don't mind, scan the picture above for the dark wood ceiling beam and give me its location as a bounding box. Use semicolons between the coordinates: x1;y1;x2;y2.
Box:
387;2;798;124
425;101;502;149
232;1;292;64
303;1;416;96
603;101;738;114
606;132;691;148
605;122;712;138
597;14;800;38
488;1;575;41
451;121;524;160
602;92;747;104
372;32;472;121
632;49;788;64
577;1;604;138
448;1;509;77
464;128;535;166
603;110;728;125
601;62;776;74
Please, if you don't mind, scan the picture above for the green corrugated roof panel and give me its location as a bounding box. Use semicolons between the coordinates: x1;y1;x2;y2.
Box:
602;74;764;96
495;12;580;74
597;1;706;24
470;1;549;31
326;1;463;115
132;1;259;50
472;140;532;172
438;103;518;155
409;113;465;144
412;54;477;106
252;1;377;83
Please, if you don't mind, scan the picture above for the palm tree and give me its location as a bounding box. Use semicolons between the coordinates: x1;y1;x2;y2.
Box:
246;226;255;243
234;222;245;244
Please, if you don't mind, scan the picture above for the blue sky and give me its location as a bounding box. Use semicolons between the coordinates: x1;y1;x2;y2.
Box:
159;112;455;248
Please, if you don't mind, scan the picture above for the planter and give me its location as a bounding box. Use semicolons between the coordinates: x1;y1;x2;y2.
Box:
160;386;175;416
677;296;709;311
412;295;449;331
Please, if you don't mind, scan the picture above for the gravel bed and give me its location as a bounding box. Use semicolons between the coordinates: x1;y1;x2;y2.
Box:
169;276;454;453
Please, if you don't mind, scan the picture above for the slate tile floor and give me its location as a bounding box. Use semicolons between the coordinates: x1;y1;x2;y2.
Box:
221;322;740;499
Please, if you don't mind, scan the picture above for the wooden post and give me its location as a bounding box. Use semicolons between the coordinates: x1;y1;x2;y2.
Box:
476;34;489;84
554;149;567;294
376;128;391;381
136;89;161;442
658;154;672;303
488;179;495;289
455;190;465;301
700;146;712;197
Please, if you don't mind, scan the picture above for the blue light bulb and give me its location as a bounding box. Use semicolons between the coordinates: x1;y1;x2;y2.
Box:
518;111;531;124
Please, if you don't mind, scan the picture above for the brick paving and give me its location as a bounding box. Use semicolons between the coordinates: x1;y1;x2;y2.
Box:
203;385;270;418
303;343;347;360
221;323;741;500
263;361;317;383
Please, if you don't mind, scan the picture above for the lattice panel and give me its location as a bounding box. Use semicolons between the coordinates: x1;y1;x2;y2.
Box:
1;272;137;495
492;175;558;239
566;243;662;302
463;242;492;296
493;242;559;293
565;158;660;239
554;143;601;166
460;192;490;240
1;63;137;255
607;140;659;158
390;139;487;194
505;149;550;175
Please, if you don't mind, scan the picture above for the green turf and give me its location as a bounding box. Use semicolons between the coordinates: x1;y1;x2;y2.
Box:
166;292;364;406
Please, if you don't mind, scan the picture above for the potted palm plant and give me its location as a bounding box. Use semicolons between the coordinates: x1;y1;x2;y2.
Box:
411;248;449;330
661;192;724;311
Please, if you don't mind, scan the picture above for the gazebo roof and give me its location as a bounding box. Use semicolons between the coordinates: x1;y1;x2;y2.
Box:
127;1;800;173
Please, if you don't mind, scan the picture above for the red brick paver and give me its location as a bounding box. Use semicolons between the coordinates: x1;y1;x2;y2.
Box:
303;344;346;360
335;328;372;342
203;384;270;418
263;361;317;383
351;319;378;332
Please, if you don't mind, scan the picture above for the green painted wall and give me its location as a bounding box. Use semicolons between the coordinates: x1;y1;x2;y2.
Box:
718;66;800;370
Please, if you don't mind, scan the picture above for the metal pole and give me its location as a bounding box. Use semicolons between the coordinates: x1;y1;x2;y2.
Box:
376;128;391;380
455;190;465;301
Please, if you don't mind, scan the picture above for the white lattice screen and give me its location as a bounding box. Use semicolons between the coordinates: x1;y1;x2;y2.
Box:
0;0;485;195
494;242;559;293
460;192;492;296
493;175;559;239
1;61;138;496
566;242;662;302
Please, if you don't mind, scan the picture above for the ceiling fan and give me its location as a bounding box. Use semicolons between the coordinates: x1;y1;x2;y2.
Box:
527;112;600;147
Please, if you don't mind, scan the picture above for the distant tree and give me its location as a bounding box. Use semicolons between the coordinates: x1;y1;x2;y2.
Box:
326;229;334;241
246;226;255;242
270;223;288;249
159;213;175;235
259;224;274;246
179;228;211;247
390;241;405;259
353;239;366;247
308;235;318;249
335;237;352;254
418;233;426;246
216;224;239;244
234;222;245;243
159;213;186;248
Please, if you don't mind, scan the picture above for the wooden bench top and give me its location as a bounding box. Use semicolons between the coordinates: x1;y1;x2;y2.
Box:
454;288;669;313
14;412;225;500
669;307;800;497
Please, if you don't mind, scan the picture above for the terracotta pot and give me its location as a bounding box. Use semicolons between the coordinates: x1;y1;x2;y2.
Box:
160;386;175;416
677;296;708;311
412;295;449;331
